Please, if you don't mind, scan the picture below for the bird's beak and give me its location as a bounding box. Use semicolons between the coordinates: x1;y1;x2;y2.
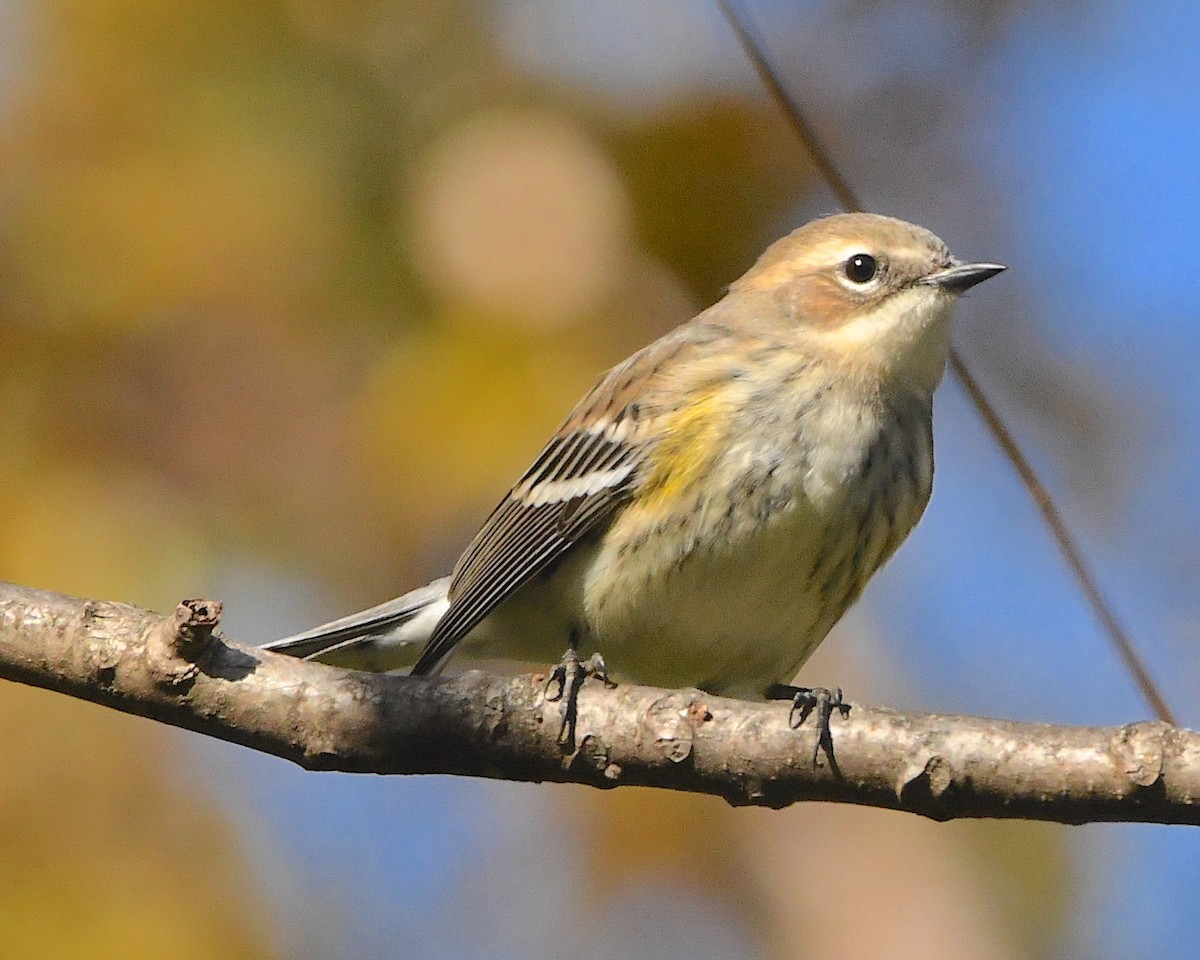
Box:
922;262;1006;294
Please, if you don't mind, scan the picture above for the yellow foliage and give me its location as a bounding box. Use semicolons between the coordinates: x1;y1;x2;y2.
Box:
0;463;212;610
0;684;275;960
354;314;613;539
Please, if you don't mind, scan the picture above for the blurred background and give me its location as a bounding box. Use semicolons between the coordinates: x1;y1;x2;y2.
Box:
0;0;1197;957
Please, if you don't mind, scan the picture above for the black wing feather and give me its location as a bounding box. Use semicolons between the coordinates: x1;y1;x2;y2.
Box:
407;332;697;676
409;425;643;675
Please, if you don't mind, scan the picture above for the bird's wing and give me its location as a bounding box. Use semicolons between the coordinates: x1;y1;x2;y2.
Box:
409;342;676;675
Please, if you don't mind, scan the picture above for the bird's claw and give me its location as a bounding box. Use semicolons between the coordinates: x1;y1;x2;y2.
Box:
544;649;615;750
545;650;612;701
767;683;850;769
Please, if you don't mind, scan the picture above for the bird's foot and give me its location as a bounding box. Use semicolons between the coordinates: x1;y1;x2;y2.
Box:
766;684;850;769
545;649;616;749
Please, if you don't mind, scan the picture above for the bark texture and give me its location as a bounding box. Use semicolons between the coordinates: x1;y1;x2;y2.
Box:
0;580;1195;823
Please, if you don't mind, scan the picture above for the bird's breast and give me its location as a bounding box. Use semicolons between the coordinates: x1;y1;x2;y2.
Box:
581;381;933;694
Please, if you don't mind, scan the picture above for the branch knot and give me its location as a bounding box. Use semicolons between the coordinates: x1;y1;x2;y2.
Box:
144;597;223;686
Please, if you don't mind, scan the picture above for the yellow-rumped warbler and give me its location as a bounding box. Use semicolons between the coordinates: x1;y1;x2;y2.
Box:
265;213;1003;708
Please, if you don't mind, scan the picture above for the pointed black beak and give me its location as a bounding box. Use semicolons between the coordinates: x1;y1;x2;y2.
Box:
922;262;1007;294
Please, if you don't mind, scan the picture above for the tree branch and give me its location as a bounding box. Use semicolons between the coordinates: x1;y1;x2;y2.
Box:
0;579;1195;823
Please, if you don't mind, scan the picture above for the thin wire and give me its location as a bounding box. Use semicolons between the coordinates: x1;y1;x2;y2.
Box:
716;0;1178;726
948;355;1177;725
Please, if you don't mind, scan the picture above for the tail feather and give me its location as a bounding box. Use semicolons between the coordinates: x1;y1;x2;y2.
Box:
261;576;451;672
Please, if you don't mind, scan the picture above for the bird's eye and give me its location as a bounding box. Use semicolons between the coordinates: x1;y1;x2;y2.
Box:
844;253;878;284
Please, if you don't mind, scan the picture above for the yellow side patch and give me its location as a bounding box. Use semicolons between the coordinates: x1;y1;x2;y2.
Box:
634;389;729;513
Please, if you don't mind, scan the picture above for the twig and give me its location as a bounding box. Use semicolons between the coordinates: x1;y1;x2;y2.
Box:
0;580;1195;823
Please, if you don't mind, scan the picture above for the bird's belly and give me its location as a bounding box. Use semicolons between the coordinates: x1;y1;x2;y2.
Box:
583;496;857;697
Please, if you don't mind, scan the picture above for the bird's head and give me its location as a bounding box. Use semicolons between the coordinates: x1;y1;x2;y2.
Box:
731;212;1005;392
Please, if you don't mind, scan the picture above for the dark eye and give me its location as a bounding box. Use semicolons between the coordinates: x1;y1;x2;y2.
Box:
844;253;878;284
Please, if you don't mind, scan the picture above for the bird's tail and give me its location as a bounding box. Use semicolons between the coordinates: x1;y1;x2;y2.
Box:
260;576;451;673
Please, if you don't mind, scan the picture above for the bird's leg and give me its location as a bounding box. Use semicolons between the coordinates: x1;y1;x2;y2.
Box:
766;683;850;769
545;633;615;749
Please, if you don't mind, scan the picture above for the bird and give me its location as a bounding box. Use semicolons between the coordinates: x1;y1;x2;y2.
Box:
263;212;1004;723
